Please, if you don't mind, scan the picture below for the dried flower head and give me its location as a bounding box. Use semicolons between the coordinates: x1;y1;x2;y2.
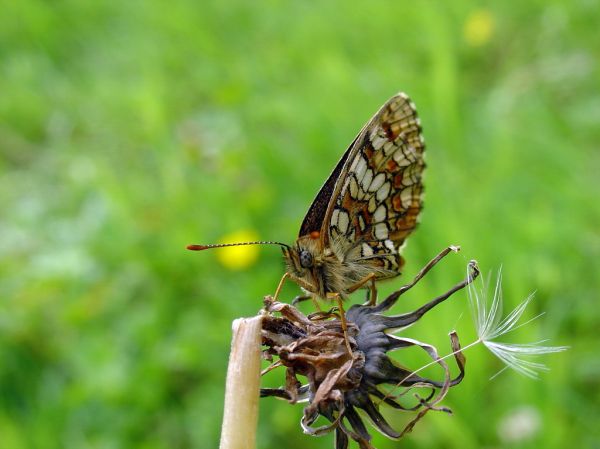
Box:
261;247;478;448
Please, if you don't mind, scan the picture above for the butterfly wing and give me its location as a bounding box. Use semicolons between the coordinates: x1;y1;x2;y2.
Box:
298;134;360;236
323;93;426;276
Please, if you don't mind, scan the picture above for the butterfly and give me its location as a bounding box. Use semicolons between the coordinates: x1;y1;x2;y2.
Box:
188;93;425;305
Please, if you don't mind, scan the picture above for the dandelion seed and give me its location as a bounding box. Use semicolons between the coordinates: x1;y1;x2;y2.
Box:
466;266;568;379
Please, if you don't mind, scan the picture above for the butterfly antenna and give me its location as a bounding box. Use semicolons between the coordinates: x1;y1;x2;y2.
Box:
186;241;291;251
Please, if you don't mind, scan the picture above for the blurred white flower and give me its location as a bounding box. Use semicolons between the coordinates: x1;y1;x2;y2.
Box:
498;405;541;442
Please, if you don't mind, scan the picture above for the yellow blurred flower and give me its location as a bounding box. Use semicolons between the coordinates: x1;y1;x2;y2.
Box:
463;9;495;47
215;229;261;270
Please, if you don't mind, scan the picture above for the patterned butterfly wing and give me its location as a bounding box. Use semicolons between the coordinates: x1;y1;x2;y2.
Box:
323;93;425;279
298;134;361;237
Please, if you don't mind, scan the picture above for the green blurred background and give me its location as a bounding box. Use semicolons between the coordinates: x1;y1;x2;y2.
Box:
1;1;598;448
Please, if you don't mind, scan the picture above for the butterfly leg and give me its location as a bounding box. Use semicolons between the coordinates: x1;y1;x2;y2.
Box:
366;277;377;307
336;297;354;356
273;272;290;302
281;273;321;309
326;292;353;355
346;273;378;306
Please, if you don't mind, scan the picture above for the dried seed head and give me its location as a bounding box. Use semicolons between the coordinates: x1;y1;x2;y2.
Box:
260;253;477;448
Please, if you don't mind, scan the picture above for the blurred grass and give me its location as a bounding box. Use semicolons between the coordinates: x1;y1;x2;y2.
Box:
1;0;599;448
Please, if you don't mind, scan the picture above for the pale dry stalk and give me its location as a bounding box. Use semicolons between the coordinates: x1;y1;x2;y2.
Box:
219;316;264;449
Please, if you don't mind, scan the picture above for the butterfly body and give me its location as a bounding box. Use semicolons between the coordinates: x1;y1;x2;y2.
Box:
282;92;425;301
188;93;425;304
283;236;380;299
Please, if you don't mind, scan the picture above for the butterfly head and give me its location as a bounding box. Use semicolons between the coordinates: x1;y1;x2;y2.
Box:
282;233;326;296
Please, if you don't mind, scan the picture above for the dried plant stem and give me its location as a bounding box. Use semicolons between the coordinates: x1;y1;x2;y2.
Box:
219;316;263;449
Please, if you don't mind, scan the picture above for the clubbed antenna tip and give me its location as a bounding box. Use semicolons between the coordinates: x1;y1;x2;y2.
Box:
187;244;210;251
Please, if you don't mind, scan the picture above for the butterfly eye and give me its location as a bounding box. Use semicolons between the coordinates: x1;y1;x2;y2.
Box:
299;249;313;268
